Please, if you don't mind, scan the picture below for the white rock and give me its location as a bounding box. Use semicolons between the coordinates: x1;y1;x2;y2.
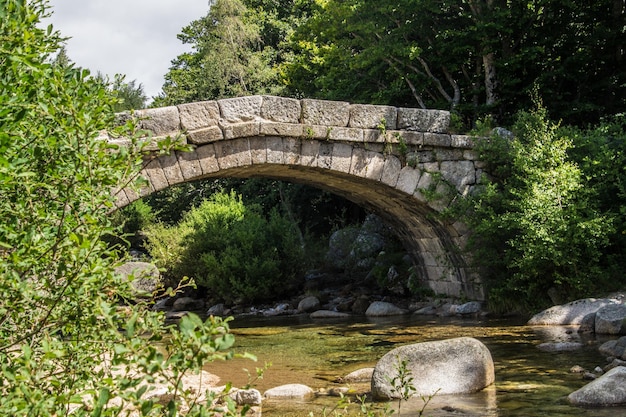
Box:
528;298;618;325
264;384;315;400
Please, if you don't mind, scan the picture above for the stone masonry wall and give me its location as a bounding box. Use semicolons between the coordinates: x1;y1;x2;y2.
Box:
107;95;486;300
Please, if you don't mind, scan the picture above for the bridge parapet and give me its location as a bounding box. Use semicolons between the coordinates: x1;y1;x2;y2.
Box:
108;95;461;147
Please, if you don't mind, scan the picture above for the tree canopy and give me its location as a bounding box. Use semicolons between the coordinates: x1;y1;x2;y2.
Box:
156;0;625;125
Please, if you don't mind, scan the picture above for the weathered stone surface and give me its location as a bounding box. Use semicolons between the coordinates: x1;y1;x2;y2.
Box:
298;296;321;313
528;298;619;326
206;303;227;317
187;126;223;144
159;153;185;186
371;337;495;398
598;337;626;359
350;149;385;180
365;301;408;317
381;155;402;187
264;384;315;400
142;159;168;191
330;142;353;173
261;95;301;123
397;108;450;133
568;366;626;406
178;101;220;130
196;144;220;174
595;304;626;335
259;122;303;137
137;106;180;135
177;150;203;180
221;121;260;139
440;160;476;193
349;104;397;129
218;96;263;122
301;99;350;127
395;166;421;195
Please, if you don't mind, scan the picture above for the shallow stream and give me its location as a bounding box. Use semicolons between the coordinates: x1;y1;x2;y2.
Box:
203;314;625;416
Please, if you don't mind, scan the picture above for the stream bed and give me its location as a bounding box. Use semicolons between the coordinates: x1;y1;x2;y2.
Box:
202;314;625;416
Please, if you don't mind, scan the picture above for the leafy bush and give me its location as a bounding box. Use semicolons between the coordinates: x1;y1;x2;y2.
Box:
146;191;306;303
0;3;248;415
461;104;620;312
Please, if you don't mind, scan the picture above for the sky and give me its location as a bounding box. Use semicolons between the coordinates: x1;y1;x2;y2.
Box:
45;0;211;102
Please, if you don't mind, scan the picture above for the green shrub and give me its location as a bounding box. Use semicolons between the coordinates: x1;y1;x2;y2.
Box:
146;191;306;303
461;104;617;312
0;3;248;415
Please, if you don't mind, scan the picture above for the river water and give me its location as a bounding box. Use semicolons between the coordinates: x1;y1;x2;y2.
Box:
203;314;625;416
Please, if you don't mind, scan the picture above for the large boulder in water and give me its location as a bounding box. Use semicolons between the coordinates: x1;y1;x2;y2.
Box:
371;337;495;399
527;298;619;325
568;366;626;406
595;304;626;335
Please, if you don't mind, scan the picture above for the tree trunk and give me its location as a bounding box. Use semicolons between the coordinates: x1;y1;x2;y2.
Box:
483;51;498;106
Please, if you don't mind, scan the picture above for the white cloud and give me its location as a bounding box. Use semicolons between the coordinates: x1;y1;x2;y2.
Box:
45;0;210;102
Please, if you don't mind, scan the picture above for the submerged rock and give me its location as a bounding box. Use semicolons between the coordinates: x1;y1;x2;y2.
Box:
230;388;263;406
264;384;315;400
537;342;584;352
310;310;351;319
371;337;495;399
340;368;374;383
365;301;408;317
568;366;626;406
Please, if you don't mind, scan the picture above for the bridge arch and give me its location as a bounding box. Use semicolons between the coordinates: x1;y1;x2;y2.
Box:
109;96;485;300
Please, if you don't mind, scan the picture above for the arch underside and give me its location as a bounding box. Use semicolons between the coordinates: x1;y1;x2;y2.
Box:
119;138;484;300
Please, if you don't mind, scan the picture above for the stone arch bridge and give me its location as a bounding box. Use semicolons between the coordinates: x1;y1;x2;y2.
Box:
108;95;486;300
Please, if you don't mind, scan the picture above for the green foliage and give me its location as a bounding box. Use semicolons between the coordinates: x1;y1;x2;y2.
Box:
145;191;306;303
461;103;621;312
154;0;312;105
385;357;435;417
284;0;625;126
0;2;249;415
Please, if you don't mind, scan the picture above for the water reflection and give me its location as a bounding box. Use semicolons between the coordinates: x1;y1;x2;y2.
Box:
201;314;625;416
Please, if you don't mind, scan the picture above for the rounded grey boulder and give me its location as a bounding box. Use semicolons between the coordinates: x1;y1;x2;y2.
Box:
595;304;626;335
365;301;408;317
371;337;495;399
568;366;626;406
298;296;321;313
528;298;618;326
